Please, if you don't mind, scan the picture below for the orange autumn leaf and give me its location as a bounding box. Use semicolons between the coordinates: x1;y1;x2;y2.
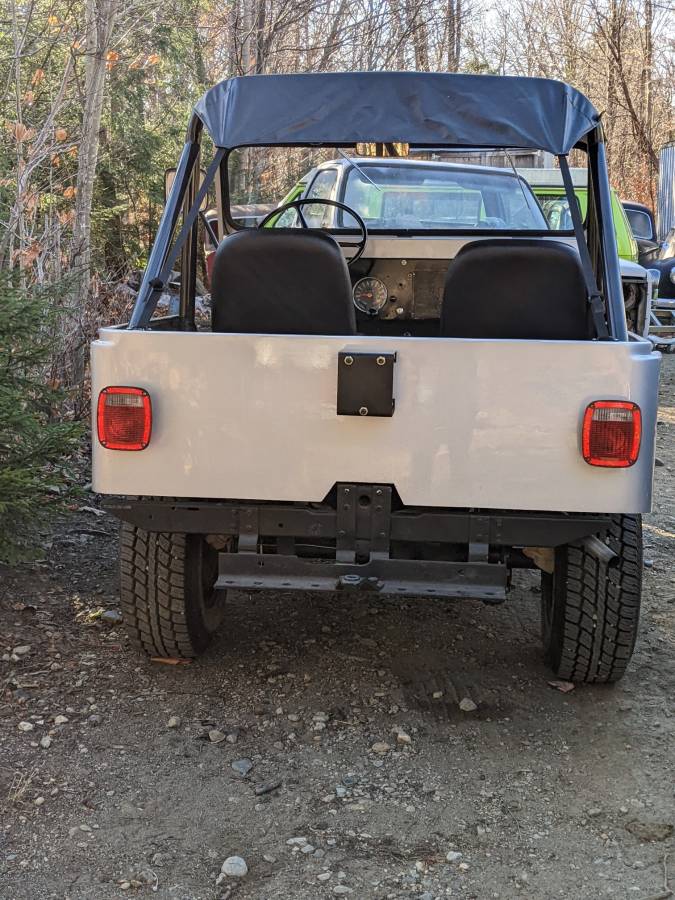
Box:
22;90;35;106
105;50;119;70
68;146;78;159
58;209;75;225
145;53;160;66
55;127;68;142
150;657;191;666
31;68;45;86
63;185;77;199
10;122;35;142
19;241;41;266
47;15;60;26
51;153;61;167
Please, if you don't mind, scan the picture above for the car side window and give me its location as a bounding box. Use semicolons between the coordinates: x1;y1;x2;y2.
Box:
304;169;338;227
625;209;654;241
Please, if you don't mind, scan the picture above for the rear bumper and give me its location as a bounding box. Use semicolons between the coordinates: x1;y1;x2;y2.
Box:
105;492;612;602
105;496;610;545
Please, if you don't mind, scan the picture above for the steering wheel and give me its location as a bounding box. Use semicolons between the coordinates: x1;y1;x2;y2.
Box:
257;199;368;266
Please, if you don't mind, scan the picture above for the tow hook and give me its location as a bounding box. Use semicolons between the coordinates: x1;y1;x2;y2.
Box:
581;535;618;566
337;574;384;591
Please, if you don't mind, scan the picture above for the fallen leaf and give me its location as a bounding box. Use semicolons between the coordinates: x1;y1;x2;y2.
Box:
150;657;191;665
625;820;673;842
63;185;77;199
31;68;45;86
548;680;575;693
55;127;68;142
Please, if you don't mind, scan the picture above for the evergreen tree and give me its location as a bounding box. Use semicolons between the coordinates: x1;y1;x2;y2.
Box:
0;275;80;562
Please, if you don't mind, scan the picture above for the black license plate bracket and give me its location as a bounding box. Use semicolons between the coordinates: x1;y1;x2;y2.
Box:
336;351;396;417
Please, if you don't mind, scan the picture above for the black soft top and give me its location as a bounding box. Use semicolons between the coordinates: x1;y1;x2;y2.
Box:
194;72;600;155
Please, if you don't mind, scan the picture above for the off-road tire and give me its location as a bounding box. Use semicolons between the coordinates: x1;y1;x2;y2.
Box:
541;514;642;683
119;524;226;658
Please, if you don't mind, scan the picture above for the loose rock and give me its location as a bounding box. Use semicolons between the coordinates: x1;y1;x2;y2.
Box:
167;716;181;729
459;697;478;712
208;729;226;743
371;741;391;754
231;758;253;776
219;856;248;878
254;779;282;796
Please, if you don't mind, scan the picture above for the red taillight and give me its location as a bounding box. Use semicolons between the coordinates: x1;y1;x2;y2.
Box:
582;401;641;468
97;387;151;451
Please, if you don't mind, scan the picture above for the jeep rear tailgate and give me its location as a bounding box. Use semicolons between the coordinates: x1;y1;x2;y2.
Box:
91;330;659;514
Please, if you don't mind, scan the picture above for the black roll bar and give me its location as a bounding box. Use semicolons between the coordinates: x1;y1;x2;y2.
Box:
591;136;627;341
128;116;203;330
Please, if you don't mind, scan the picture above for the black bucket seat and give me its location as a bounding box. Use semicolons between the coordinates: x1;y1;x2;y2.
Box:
210;229;356;335
440;239;593;340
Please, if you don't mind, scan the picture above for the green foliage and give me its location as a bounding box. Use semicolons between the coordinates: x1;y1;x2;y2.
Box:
0;274;81;562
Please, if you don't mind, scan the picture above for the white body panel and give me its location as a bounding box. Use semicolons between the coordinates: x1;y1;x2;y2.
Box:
91;329;659;513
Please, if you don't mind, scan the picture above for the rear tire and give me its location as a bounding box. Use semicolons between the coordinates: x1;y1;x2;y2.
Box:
119;523;226;658
540;514;642;683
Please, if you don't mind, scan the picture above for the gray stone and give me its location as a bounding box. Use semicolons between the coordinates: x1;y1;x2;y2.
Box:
220;856;248;877
101;610;123;625
231;758;253;776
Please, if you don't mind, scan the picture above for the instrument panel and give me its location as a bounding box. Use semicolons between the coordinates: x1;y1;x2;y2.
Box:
350;258;448;321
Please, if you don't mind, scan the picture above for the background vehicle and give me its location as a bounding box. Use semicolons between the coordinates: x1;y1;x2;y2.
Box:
622;201;661;266
524;167;638;261
92;71;660;684
621;202;675;350
521;168;651;336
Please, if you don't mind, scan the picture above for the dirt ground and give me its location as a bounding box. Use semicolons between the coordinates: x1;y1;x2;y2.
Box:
1;357;674;900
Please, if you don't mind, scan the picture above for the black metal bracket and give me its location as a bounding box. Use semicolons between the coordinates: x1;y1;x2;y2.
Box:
337;351;396;417
336;484;392;562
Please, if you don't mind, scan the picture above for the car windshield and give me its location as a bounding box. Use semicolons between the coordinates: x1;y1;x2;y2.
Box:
226;148;549;232
342;162;547;231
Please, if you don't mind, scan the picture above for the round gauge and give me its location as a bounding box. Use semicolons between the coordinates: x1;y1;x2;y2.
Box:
352;277;388;315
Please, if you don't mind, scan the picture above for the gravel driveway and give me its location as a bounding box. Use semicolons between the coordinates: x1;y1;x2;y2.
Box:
1;356;674;900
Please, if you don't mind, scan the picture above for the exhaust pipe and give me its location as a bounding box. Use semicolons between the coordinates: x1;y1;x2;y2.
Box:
581;535;618;565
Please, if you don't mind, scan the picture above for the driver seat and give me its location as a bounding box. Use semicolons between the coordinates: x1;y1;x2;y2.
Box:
210;229;356;334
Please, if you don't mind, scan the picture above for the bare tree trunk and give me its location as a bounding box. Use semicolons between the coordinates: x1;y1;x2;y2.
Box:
67;0;119;399
642;0;654;202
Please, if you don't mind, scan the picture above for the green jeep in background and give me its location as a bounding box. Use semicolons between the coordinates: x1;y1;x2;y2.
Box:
522;167;639;263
